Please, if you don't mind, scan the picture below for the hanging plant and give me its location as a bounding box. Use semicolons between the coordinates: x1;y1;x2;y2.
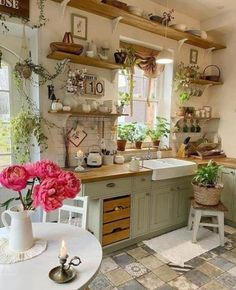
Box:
174;62;200;103
11;110;49;163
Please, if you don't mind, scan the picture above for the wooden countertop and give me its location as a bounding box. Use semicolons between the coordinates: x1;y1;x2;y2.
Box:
179;157;236;169
70;163;152;183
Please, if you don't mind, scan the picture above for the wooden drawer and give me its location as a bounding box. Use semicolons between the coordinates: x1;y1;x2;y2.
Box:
103;218;130;235
84;177;132;197
133;174;152;191
103;196;131;223
103;228;130;246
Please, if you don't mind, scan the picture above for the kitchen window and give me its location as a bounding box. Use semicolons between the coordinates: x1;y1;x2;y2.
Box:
118;66;160;127
0;62;12;170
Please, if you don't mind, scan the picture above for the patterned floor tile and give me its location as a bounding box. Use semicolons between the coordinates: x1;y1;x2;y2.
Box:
117;279;146;290
124;262;149;278
157;284;177;290
199;280;229;290
209;256;235;271
199;251;218;261
197;262;224;278
154;252;170;264
100;257;119;274
210;246;228;255
112;252;136;268
138;254;164;270
89;273;114;290
187;256;205;268
221;251;236;264
228;266;236;276
153;264;179;282
184;269;211;287
225;225;236;235
127;247;150;260
141;244;157;255
168;276;198;290
137;272;164;290
105;268;132;286
216;272;236;289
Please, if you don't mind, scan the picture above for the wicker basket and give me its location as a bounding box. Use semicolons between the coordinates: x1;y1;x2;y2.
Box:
201;65;221;82
50;32;84;55
192;182;223;206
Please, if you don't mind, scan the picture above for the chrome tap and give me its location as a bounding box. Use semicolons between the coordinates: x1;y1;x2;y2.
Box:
142;146;152;167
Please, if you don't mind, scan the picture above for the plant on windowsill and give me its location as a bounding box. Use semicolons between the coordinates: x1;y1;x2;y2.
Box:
117;123;136;151
148;116;170;147
174;62;200;103
132;123;147;149
192;160;223;206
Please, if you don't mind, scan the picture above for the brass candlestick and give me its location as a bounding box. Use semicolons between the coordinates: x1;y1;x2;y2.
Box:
49;255;82;284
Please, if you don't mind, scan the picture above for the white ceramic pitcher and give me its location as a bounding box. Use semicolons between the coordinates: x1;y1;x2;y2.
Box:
1;205;34;252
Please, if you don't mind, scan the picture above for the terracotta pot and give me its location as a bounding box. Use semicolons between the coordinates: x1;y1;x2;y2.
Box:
117;140;127;151
135;141;142;149
152;140;160;147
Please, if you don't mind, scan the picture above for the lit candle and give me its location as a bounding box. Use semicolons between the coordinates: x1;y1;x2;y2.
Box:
77;150;84;158
60;240;67;259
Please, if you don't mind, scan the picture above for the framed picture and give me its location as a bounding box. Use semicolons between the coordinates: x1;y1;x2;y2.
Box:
71;14;88;40
190;49;198;64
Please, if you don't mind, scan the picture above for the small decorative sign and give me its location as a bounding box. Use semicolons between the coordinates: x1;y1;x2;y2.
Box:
0;0;30;18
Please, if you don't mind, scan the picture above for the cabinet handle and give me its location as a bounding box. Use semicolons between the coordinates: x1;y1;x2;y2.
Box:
141;178;146;182
146;193;150;196
106;183;116;188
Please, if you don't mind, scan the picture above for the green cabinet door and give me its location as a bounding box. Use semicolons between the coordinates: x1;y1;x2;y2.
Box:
150;188;174;232
221;168;235;221
174;189;191;224
132;192;150;237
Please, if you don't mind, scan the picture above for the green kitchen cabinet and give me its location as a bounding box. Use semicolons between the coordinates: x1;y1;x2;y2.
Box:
132;191;150;237
221;168;235;221
174;188;191;224
150;187;174;232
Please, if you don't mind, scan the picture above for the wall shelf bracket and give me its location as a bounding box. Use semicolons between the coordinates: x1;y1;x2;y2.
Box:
60;0;71;16
177;38;188;52
112;16;123;33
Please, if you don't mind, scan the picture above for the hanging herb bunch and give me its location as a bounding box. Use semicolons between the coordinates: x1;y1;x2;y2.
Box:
174;62;200;103
66;68;87;94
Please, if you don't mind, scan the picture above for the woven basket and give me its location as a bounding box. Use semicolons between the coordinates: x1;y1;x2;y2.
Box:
50;32;84;55
192;182;223;206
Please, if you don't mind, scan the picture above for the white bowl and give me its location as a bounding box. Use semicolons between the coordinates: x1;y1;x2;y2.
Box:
86;51;95;58
128;6;143;16
170;23;188;32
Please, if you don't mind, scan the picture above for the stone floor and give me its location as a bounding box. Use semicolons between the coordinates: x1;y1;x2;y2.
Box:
89;226;236;290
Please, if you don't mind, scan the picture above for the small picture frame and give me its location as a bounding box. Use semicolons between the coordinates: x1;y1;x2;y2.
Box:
190;49;198;64
71;14;88;40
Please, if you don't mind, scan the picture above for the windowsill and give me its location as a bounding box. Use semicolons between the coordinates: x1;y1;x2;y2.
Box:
118;148;172;154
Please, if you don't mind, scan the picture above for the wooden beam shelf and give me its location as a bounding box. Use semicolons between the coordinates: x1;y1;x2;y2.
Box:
47;51;122;70
48;111;128;118
171;116;220;121
192;79;223;86
51;0;226;51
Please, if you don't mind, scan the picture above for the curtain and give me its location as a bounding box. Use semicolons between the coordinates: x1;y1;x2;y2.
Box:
120;41;165;105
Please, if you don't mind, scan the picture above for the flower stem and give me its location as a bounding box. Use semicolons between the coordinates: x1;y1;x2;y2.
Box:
18;191;26;210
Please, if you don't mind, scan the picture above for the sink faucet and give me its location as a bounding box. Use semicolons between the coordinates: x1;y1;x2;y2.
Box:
142;146;152;167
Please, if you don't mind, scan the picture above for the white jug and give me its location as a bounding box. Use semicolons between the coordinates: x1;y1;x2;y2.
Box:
129;157;140;172
1;205;34;252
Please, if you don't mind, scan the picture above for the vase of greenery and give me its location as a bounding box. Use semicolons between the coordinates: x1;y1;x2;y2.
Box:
148;117;170;147
133;123;147;149
192;160;223;206
174;62;200;103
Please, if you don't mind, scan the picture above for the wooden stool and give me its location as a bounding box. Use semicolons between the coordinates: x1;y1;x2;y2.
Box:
188;199;228;246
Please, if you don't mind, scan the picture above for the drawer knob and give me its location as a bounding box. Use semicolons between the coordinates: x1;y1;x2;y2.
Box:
106;183;116;188
141;178;146;182
114;206;125;211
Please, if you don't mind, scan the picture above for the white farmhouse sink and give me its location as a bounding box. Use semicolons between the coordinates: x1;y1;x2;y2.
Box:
142;158;197;180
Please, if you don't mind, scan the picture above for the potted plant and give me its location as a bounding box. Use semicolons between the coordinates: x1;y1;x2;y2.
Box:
117;124;130;151
174;62;200;103
192;160;223;206
114;49;127;64
133;123;147;149
148;117;170;147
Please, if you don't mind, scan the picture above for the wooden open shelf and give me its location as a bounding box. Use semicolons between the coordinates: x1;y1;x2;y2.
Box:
47;51;122;70
51;0;226;51
192;79;223;86
48;110;128;118
171;116;220;121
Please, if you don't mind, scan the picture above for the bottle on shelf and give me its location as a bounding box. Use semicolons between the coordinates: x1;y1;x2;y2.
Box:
195;120;201;132
190;119;196;132
182;119;189;132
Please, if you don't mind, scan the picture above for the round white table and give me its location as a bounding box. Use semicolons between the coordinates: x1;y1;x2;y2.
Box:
0;223;102;290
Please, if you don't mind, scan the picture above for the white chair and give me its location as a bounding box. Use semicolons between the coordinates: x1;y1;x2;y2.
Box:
43;196;88;230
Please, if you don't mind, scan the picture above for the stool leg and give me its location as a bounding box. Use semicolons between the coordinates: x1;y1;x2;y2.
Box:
212;216;218;233
218;212;225;246
192;210;202;243
188;206;194;231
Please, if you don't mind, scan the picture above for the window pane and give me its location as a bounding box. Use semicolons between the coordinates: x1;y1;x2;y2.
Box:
0;65;9;90
0;91;10;121
0;155;11;171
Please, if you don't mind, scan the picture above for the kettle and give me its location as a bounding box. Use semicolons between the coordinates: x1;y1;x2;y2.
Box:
86;145;102;167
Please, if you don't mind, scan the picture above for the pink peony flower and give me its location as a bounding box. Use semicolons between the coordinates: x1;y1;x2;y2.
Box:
0;165;29;191
33;178;66;212
25;160;62;180
58;171;81;199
